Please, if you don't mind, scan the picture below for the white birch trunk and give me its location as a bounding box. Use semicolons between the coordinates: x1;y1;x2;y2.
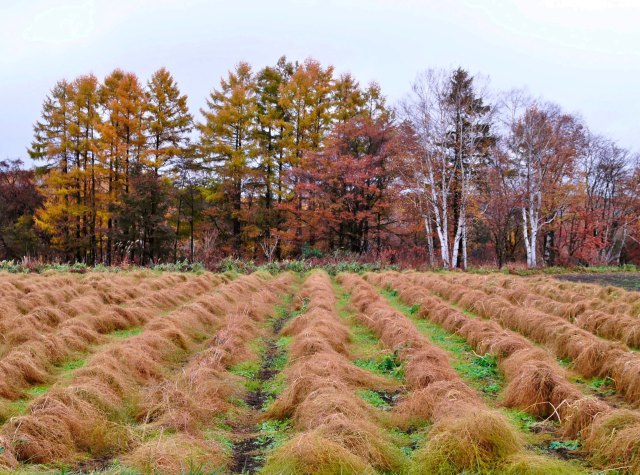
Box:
423;214;436;268
451;210;464;270
462;209;468;270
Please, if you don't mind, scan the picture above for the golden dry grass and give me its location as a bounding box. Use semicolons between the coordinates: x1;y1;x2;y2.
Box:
263;271;406;474
0;274;226;401
339;273;542;474
1;270;634;474
404;272;640;408
0;273;273;466
385;271;640;473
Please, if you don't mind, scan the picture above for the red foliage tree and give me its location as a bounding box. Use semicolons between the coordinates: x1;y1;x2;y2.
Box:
0;160;43;259
280;116;397;255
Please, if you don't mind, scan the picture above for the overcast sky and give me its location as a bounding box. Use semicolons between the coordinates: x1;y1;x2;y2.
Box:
1;0;638;165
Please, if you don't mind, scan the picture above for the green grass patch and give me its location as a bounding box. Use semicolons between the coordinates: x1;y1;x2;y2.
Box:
55;357;86;375
353;352;405;381
269;292;294;328
256;418;292;454
271;336;292;372
504;409;538;433
569;373;617;399
334;280;405;381
388;427;428;457
0;398;29;420
357;389;392;410
229;358;261;392
204;428;235;455
558;357;572;368
549;439;580;451
0;385;52;421
350;322;381;348
262;373;287;411
590;376;615;390
25;385;49;398
412;318;502;397
109;327;142;339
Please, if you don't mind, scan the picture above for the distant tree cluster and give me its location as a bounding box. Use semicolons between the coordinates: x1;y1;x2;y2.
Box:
1;57;638;268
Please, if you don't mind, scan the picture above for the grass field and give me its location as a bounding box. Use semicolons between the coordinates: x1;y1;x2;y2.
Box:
1;270;640;474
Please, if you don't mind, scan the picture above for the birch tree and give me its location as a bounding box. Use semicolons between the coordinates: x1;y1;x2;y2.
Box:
504;95;583;267
401;68;493;269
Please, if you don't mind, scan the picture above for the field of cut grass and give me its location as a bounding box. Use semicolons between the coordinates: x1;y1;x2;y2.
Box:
1;270;640;474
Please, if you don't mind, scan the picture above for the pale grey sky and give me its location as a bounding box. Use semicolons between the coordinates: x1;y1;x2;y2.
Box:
1;0;638;164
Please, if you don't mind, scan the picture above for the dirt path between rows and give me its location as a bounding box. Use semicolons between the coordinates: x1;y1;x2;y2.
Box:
230;304;293;474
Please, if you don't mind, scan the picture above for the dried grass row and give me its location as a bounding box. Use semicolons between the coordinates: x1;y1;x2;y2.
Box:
0;274;225;401
0;273;171;320
338;273;538;475
0;273;194;350
0;273;269;467
395;271;640;474
406;272;640;408
450;274;640;348
125;273;294;474
262;271;405;475
468;273;640;318
0;274;83;321
367;273;610;433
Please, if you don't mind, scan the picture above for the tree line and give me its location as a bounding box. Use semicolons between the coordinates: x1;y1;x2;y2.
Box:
1;57;638;268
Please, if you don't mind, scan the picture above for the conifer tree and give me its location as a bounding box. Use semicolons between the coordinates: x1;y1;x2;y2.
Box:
333;73;365;123
198;62;258;254
255;57;294;245
97;70;148;263
70;74;101;262
445;68;494;269
145;67;193;174
277;59;335;251
30;79;86;260
145;67;193;259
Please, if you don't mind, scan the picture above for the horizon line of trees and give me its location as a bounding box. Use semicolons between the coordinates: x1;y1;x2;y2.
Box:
1;56;639;269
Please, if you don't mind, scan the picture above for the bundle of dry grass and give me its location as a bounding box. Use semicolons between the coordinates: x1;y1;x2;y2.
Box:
137;370;243;434
393;381;481;428
261;431;377;475
283;274;351;359
581;409;640;473
410;409;523;475
267;373;404;473
501;452;585;474
0;274;272;465
124;434;229;475
0;435;18;469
